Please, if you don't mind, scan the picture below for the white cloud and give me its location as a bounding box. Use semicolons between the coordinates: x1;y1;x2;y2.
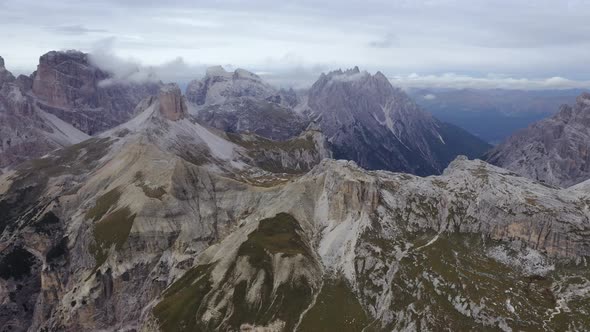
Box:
88;38;207;86
2;0;590;89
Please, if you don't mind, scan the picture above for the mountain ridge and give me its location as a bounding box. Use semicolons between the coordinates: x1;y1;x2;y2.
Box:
486;92;590;187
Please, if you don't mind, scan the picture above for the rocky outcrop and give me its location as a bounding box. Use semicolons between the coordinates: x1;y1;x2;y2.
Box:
225;122;332;174
157;84;187;121
32;50;160;135
187;66;308;140
0;50;162;170
186;66;277;106
0;56;89;171
486;92;590;187
192;98;309;140
0;56;15;86
305;67;491;175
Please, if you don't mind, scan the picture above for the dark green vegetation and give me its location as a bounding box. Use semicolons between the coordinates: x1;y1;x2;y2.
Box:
85;187;122;221
0;137;112;234
153;264;214;332
0;246;36;280
84;183;136;269
154;213;318;332
227;132;319;174
298;278;371;331
238;212;310;257
89;207;136;270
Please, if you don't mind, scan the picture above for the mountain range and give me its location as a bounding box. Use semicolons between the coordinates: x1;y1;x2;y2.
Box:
410;88;583;144
1;50;590;332
486;93;590;188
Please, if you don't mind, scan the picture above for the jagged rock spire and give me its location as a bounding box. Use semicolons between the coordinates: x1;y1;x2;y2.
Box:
158;83;188;121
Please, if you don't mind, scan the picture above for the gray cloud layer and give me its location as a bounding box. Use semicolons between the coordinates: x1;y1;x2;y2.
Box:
2;0;590;89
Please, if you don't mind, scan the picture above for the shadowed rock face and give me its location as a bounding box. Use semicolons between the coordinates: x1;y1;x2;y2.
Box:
0;58;80;170
158;84;187;121
306;67;491;175
486;92;590;187
0;50;161;171
0;56;15;86
32;51;99;108
32;50;160;135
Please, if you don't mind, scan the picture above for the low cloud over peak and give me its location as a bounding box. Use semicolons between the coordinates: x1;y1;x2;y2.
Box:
88;38;207;87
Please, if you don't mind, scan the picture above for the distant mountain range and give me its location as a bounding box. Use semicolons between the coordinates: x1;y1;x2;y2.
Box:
1;52;490;176
3;50;590;332
409;88;585;144
187;65;491;176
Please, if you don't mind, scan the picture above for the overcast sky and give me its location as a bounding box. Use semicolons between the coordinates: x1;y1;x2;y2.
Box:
2;0;590;89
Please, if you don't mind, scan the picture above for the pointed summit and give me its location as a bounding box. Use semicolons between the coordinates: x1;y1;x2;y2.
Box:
307;67;490;175
0;55;15;85
158;83;187;121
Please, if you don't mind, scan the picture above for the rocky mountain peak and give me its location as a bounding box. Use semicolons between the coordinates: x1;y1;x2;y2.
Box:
319;66;370;84
307;67;490;175
157;83;187;121
205;65;232;78
186;66;276;105
0;56;15;86
38;50;88;67
486;92;590;187
576;92;590;107
233;68;262;81
32;50;96;108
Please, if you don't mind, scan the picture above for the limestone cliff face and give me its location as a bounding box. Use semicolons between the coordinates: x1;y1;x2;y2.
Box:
0;50;160;170
487;92;590;187
32;50;160;135
157;84;187;121
0;59;89;170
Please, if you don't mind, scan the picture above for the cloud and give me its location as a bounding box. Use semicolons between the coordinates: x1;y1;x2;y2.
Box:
390;73;590;90
47;24;108;35
368;32;399;48
2;0;590;89
88;38;207;87
423;94;437;100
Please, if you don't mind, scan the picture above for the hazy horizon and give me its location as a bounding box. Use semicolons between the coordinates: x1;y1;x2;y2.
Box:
2;0;590;90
